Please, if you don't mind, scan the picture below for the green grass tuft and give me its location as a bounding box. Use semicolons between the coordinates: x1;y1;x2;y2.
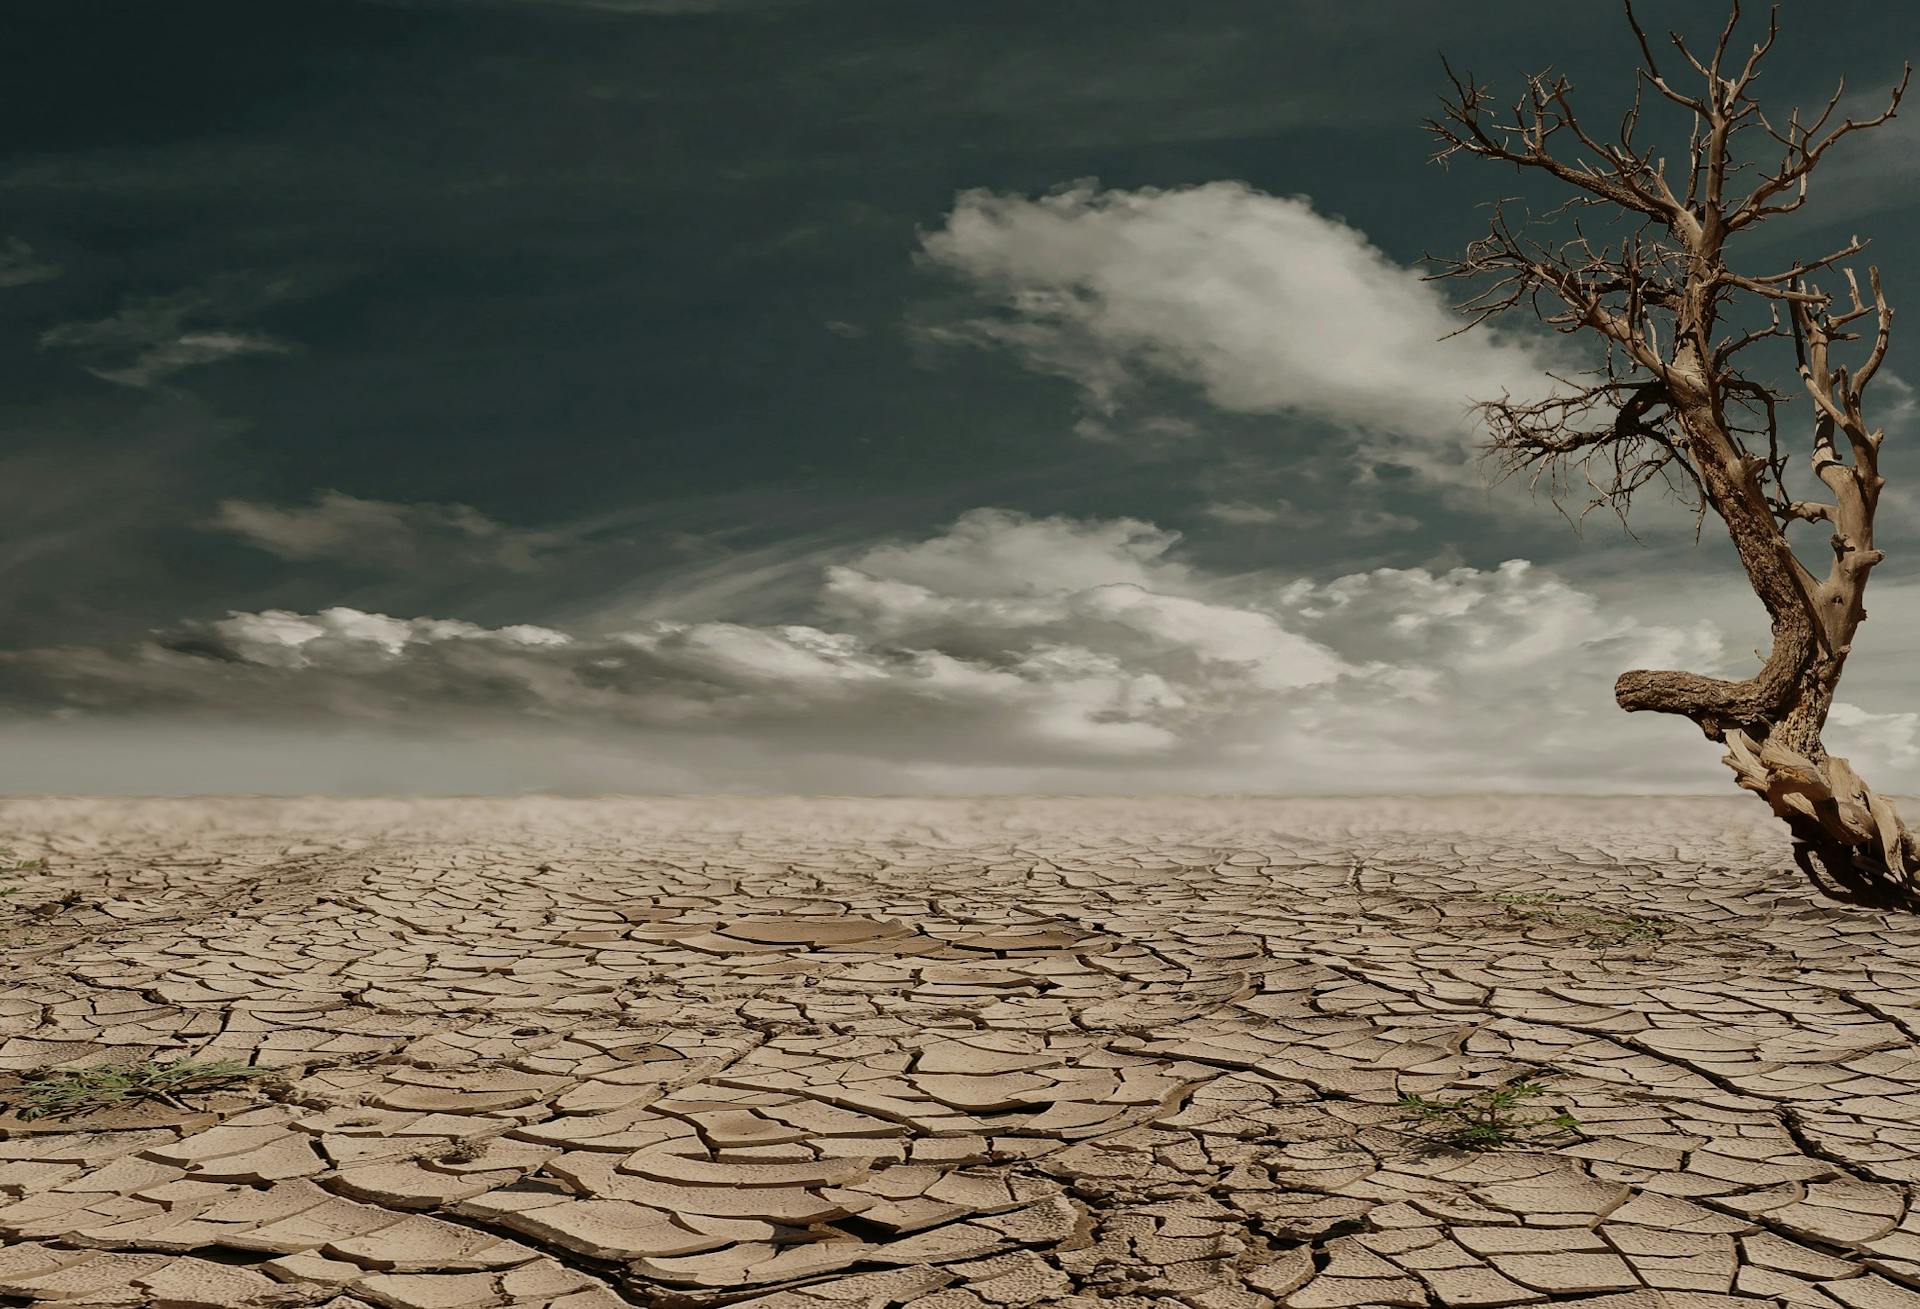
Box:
0;848;45;900
9;1059;270;1120
1392;1079;1582;1151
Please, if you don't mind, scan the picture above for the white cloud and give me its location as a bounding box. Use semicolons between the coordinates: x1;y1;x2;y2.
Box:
1265;560;1737;790
0;506;1822;795
213;491;563;573
1827;701;1920;775
919;181;1557;475
835;507;1189;598
208;608;571;668
1284;559;1724;677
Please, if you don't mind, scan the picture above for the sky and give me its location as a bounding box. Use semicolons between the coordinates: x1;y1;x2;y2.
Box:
4;0;1920;795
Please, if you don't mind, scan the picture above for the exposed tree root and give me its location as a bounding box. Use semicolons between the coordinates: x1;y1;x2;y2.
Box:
1720;729;1918;904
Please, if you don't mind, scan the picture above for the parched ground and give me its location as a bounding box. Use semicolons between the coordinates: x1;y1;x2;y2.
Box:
2;796;1919;1309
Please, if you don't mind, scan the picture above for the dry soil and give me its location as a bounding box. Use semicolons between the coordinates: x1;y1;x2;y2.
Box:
1;795;1917;1309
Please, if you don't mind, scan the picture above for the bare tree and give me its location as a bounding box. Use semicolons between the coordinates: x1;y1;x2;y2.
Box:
1428;3;1915;900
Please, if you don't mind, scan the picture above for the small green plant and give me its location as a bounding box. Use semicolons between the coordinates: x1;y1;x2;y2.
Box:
1490;892;1673;947
0;849;45;901
9;1059;270;1120
1392;1080;1581;1151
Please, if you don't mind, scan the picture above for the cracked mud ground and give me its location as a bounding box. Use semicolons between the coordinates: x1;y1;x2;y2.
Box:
3;798;1920;1309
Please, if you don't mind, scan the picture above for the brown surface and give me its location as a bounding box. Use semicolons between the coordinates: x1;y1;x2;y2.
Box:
1;795;1918;1308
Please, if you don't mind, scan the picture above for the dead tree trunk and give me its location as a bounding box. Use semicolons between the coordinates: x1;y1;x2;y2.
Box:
1616;280;1915;895
1427;4;1917;900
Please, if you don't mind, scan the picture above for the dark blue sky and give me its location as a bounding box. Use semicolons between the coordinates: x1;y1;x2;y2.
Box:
4;0;1917;793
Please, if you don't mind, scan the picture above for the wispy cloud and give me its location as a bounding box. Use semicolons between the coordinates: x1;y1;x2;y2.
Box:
1778;72;1918;219
1200;502;1284;526
549;0;772;10
40;284;294;389
0;237;60;289
213;491;564;574
1201;499;1419;535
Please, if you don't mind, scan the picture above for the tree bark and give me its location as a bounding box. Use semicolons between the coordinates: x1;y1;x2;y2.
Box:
1611;398;1918;897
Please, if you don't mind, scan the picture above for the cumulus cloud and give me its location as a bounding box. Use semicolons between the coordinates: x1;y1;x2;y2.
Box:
0;505;1853;795
919;181;1558;475
1828;702;1920;773
41;285;292;388
1267;561;1736;788
213;491;563;573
